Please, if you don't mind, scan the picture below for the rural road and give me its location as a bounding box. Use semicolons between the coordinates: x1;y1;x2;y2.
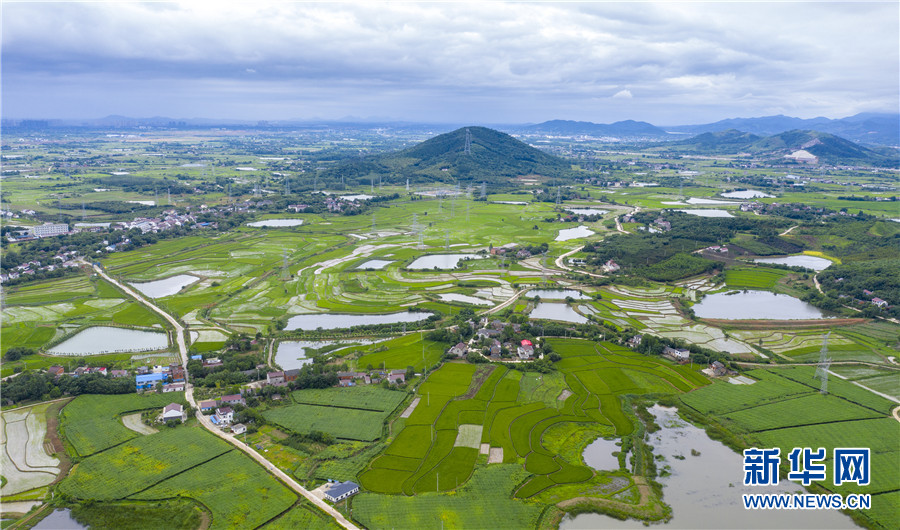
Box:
480;288;528;316
555;245;605;278
92;264;359;529
780;225;799;236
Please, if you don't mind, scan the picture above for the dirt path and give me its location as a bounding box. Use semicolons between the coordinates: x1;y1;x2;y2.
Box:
556;476;664;519
893;406;900;424
121;413;157;435
780;225;799;236
480;288;528;316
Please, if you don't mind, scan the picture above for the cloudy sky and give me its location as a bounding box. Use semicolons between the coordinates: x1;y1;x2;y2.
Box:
2;1;897;124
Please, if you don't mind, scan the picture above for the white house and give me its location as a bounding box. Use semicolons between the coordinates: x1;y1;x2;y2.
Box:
215;407;234;425
162;403;186;423
231;423;247;435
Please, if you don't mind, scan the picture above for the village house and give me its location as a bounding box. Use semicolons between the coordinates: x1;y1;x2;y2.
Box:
517;339;535;360
162;382;185;393
109;369;129;378
324;481;360;503
267;371;286;385
448;342;468;357
47;365;65;378
284;368;301;382
627;335;642;348
161;403;186;423
709;361;727;377
871;297;888;308
198;399;217;412
662;346;690;363
136;372;168;391
220;394;245;406
603;259;620;272
388;369;406;385
231;423;247;435
214;407;234;425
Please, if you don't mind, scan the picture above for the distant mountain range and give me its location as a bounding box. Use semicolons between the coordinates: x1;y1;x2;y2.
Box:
515;119;668;138
5;112;898;147
664;113;899;147
320;126;575;184
668;129;898;167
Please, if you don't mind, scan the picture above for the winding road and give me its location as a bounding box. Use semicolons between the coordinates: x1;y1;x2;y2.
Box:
91;264;359;530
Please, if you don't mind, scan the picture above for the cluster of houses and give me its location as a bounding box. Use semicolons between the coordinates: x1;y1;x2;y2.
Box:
467;319;543;361
116;210;195;234
335;369;407;387
46;365;129;379
136;363;187;392
489;243;531;259
198;393;247;434
2;252;82;282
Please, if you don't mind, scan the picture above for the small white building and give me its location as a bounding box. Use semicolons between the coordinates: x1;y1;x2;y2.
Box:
162;403;186;423
324;481;360;503
231;423;247;435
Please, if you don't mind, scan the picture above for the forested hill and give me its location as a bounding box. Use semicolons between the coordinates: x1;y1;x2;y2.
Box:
664;129;898;167
320;126;576;185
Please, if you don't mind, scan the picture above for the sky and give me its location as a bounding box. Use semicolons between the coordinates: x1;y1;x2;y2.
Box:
2;1;898;125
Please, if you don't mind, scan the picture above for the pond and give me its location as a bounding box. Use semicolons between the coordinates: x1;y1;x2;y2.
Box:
529;289;590;300
582;437;620;471
693;291;827;320
129;274;199;298
285;312;433;331
561;405;855;530
357;259;393;269
275;339;385;370
530;303;588;324
754;255;832;271
677;209;734;218
33;509;86;530
438;293;493;306
685;197;737;205
247;219;304;227
566;208;609;216
408;254;482;269
555;225;595;241
340;194;374;201
721;189;774;199
491;201;528;205
48;326;169;355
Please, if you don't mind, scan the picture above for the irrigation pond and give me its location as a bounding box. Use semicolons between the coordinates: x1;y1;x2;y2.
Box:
561;406;855;530
555;225;595;241
246;219;305;227
285;312;434;331
693;291;827;320
408;254;482;269
48;327;169;355
753;255;832;270
530;303;588;324
129;274;199;298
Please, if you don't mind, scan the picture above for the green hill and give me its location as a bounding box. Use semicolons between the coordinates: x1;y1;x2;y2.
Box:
322;126;575;184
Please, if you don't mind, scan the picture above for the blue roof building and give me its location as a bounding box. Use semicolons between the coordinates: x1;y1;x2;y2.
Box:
324;481;360;503
136;372;168;391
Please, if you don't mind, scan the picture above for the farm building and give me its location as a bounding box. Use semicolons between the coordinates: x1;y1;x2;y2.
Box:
517;340;535;360
388;369;406;385
231;423;247;435
198;399;217;412
267;371;285;385
109;369;129;378
448;342;468;357
47;365;64;378
324;481;360;503
162;403;186;423
284;368;301;382
663;347;690;363
136;372;168;391
220;394;245;406
162;383;185;393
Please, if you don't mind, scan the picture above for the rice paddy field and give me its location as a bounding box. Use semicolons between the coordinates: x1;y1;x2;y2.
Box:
680;366;899;530
262;386;407;442
3;130;899;530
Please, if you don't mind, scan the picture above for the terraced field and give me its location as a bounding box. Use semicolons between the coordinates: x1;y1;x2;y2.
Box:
356;339;708;511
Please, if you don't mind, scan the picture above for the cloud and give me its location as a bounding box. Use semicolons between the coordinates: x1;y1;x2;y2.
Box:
1;2;896;122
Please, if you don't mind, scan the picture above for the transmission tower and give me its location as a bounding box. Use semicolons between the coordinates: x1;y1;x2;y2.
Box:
280;249;290;280
406;179;410;192
466;198;470;222
480;182;486;199
445;230;450;250
814;333;831;394
167;187;171;205
284;178;291;196
464;128;472;155
556;187;561;206
371;213;377;237
81;200;86;221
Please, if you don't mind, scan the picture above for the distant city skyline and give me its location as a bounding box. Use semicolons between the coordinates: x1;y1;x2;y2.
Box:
2;2;897;124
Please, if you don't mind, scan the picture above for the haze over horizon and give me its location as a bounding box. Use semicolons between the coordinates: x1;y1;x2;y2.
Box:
2;2;897;124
